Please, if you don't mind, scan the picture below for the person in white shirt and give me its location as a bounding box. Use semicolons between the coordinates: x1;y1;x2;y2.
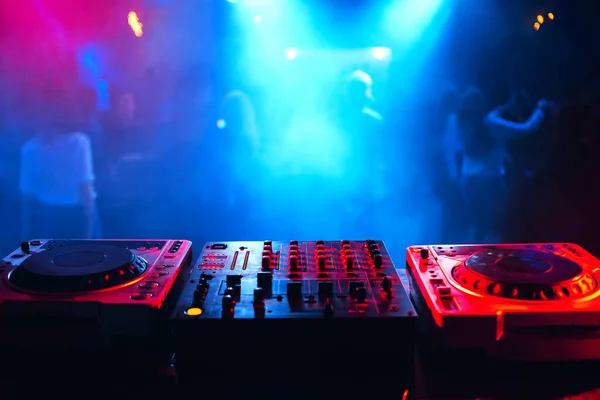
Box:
457;87;548;243
20;83;97;240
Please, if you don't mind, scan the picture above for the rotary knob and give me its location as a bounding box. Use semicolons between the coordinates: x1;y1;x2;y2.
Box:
222;295;235;319
262;256;271;271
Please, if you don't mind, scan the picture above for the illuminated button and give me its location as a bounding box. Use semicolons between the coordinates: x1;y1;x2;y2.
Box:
131;292;152;300
186;307;203;316
139;282;159;290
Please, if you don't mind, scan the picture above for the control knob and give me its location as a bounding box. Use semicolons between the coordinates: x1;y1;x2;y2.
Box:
20;241;30;254
192;289;204;304
318;281;334;298
356;287;367;303
196;279;210;294
345;256;354;270
222;295;235;319
289;255;299;270
317;256;326;270
253;288;265;305
373;254;383;269
262;256;271;271
324;299;334;318
287;282;303;301
381;276;392;293
257;272;272;294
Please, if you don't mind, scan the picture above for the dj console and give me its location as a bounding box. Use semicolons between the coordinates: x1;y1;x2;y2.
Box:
2;238;600;398
171;240;416;395
407;243;600;399
0;239;192;397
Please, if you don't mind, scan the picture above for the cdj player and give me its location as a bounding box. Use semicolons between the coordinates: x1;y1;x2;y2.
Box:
407;243;600;399
0;239;192;397
172;240;416;395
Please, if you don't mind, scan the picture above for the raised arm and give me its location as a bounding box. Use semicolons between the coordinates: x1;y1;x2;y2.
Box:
74;134;97;239
486;100;547;139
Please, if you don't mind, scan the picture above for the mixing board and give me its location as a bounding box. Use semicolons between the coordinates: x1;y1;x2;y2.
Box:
172;240;416;390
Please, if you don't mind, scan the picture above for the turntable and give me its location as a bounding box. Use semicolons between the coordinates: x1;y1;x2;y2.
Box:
406;243;600;361
0;239;193;352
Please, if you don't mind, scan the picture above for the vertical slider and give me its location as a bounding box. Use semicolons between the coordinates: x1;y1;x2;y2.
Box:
242;251;250;270
230;251;239;270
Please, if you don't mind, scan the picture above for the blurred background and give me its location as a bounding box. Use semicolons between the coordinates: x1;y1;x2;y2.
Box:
1;0;599;260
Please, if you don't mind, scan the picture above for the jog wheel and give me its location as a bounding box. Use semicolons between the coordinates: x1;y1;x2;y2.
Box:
8;244;148;293
452;249;597;300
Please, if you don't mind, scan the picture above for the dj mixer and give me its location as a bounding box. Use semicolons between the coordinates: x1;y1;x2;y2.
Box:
172;240;416;391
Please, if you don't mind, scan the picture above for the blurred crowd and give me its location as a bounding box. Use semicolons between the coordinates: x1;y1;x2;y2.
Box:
1;4;600;259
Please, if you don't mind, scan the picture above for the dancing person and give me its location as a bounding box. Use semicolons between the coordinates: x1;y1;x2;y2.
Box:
432;85;465;242
336;70;390;235
457;87;548;243
20;80;97;239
